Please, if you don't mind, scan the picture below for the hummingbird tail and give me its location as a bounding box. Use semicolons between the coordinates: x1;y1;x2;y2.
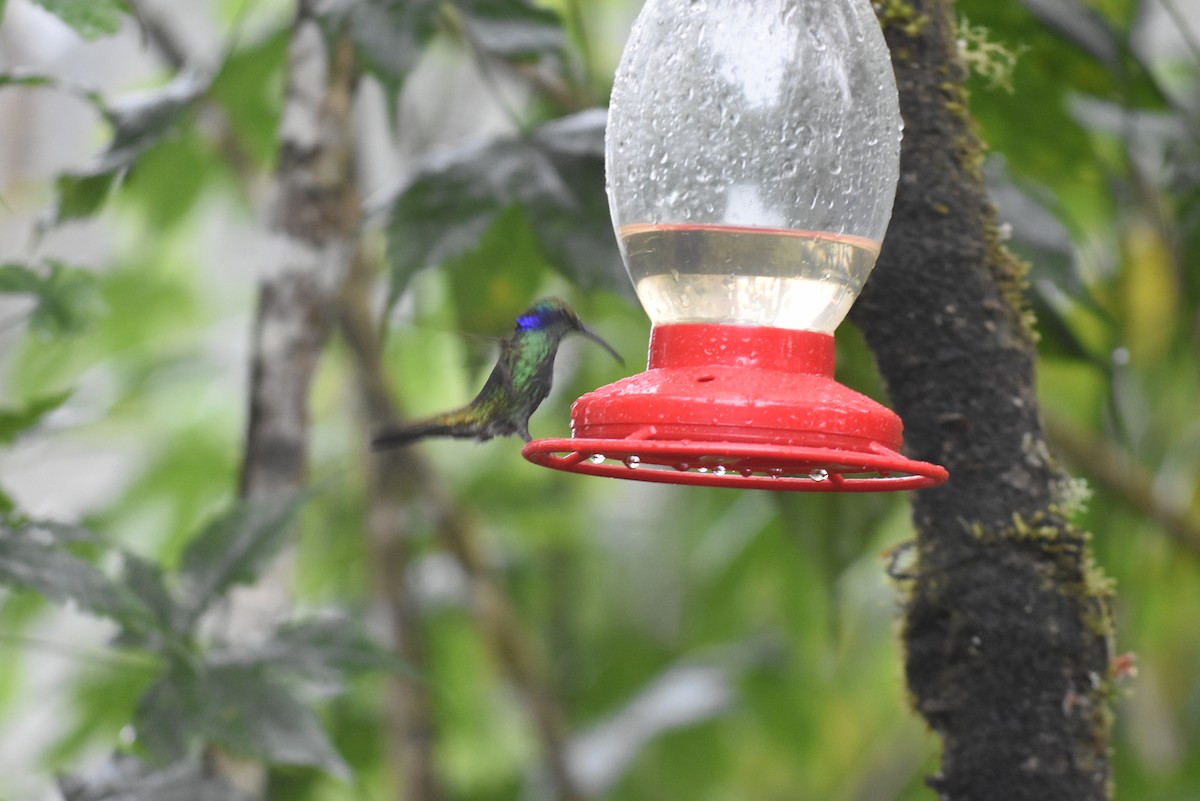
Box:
370;409;482;450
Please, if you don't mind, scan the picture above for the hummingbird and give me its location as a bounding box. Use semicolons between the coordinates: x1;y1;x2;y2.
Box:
371;297;623;448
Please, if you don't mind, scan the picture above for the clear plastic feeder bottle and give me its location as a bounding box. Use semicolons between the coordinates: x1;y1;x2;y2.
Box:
606;0;902;333
520;0;949;492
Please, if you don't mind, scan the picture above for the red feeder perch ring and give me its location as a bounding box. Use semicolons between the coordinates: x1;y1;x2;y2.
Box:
522;324;947;492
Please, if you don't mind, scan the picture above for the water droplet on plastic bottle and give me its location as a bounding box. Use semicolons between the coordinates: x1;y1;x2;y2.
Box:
624;455;641;469
590;454;606;464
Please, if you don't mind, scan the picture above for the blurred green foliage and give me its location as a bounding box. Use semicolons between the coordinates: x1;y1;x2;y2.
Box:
0;0;1198;799
26;0;128;40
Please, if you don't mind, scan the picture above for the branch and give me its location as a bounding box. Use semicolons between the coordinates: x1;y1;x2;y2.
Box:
847;1;1114;798
436;504;586;801
215;2;360;794
339;255;445;801
239;12;359;500
1046;414;1200;554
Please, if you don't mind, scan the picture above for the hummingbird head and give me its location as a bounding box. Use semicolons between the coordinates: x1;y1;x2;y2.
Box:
516;297;624;366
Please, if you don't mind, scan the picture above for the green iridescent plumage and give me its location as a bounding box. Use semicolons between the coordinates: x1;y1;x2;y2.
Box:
371;298;622;449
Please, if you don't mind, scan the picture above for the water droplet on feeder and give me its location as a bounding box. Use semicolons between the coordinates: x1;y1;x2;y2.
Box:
674;462;690;472
590;454;606;464
624;455;642;469
713;465;727;475
810;468;829;482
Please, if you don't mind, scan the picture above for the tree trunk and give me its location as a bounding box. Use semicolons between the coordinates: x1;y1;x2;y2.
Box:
850;1;1115;798
219;3;360;795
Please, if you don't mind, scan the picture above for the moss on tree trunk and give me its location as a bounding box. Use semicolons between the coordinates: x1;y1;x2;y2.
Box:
850;1;1116;798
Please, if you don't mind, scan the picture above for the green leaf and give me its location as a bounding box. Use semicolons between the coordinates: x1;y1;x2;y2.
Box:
0;388;73;444
235;616;406;684
0;72;54;91
101;73;207;161
340;0;441;93
383;109;625;310
120;126;221;230
0;70;107;113
525;109;626;294
139;660;348;770
53;72;207;224
122;553;182;636
208;28;289;166
454;0;564;60
4;62;199;239
382;128;586;300
54;171;121;223
32;261;103;337
16;519;96;544
443;204;552;338
338;0;563;102
134;662;201;763
956;0;1167;231
45;651;158;766
58;755;252;801
201;664;350;777
176;494;307;631
0;260;104;338
0;524;151;631
1179;187;1200;311
0;262;46;294
385;166;502;306
28;0;127;40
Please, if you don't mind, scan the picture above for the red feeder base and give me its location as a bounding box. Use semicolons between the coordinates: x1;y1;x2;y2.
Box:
522;323;947;492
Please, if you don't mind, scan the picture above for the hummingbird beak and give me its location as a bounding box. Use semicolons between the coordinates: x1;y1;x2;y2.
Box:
578;324;624;367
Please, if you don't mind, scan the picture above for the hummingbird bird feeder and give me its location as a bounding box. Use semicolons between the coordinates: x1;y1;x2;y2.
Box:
522;0;948;491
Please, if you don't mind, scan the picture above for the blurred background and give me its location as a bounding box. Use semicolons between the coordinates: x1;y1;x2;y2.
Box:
1;0;1199;799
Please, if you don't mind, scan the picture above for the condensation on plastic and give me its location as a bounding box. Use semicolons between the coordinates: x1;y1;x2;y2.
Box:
606;0;902;244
